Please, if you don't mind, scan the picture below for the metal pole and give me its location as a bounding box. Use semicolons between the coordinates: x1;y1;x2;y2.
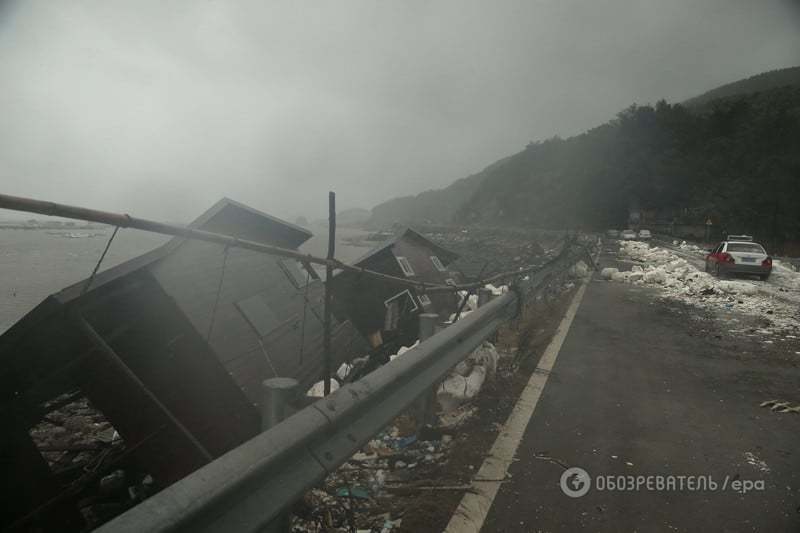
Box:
323;192;335;396
418;313;439;342
260;377;299;533
414;313;441;429
261;378;300;432
72;311;213;462
477;288;493;308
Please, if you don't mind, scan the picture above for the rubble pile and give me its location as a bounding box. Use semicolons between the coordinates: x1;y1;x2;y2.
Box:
423;226;559;280
29;394;157;528
292;341;506;532
609;241;800;340
30;395;120;468
290;416;456;532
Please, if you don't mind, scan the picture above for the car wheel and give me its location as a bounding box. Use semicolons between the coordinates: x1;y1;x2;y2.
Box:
714;264;721;278
760;273;770;281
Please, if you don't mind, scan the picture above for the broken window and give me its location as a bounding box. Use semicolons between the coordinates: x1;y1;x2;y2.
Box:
384;300;400;331
383;290;418;330
395;256;415;276
430;255;446;272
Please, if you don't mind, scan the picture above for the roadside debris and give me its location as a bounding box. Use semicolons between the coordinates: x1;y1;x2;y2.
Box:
291;341;505;532
743;451;771;473
612;241;800;343
760;399;800;413
437;342;499;412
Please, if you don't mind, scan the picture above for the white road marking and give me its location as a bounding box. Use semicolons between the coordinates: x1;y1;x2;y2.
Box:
443;278;590;533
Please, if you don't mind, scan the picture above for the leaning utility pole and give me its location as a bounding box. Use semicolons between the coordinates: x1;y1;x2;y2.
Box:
323;191;336;395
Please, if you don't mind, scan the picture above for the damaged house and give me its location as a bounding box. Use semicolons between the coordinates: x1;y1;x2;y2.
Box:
0;198;365;531
331;228;461;350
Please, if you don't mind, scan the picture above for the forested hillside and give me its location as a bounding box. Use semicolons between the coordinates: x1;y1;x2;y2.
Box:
369;68;800;249
367;155;512;227
683;66;800;108
458;87;800;234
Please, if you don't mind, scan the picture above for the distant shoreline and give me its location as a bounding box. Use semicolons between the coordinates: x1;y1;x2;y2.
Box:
0;224;107;231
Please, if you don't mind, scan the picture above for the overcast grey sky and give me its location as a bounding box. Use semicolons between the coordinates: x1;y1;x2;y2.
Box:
0;1;798;222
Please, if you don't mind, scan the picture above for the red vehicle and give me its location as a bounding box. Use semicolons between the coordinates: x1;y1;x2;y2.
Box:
705;235;772;280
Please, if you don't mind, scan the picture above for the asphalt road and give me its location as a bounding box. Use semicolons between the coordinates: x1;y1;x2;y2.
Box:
482;256;800;532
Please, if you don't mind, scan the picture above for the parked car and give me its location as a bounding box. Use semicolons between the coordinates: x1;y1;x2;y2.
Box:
621;230;637;240
705;235;772;280
638;229;652;240
606;229;619;238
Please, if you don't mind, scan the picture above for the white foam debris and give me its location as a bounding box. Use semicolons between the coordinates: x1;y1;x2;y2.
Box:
744;451;771;473
307;378;340;397
436;341;499;412
676;240;705;255
613;241;800;339
570;261;590;278
601;267;619;280
390;340;420;361
771;260;800;290
448;284;511;322
644;269;667;284
485;283;508;296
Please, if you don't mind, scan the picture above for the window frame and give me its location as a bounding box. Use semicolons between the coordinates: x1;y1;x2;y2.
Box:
395;256;415;277
430;255;447;272
384;289;419;313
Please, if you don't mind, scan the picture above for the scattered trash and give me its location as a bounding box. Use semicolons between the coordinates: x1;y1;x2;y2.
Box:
760;399;800;413
436;342;499;412
336;486;370;499
570;261;590;278
98;470;126;495
744;451;771;473
601;267;619;280
307;378;340;398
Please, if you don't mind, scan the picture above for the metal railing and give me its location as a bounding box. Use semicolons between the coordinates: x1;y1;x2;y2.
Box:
95;242;588;533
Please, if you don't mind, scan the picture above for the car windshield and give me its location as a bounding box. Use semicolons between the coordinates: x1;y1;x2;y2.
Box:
727;243;765;253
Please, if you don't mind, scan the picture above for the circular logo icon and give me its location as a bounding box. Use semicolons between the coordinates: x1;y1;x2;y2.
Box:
560;467;591;498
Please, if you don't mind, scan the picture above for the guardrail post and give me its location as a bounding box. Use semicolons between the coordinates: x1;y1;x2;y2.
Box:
477;288;493;308
260;378;299;532
418;313;439;342
413;313;441;430
261;377;299;432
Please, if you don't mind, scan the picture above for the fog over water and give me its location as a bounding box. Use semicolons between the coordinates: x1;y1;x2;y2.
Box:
1;1;799;222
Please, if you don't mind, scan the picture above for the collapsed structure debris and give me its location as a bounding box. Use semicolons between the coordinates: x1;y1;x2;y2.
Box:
331;228;462;351
0;192;583;532
0;198;366;531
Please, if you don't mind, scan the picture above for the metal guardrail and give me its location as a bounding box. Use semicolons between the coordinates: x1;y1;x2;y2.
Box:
96;243;589;533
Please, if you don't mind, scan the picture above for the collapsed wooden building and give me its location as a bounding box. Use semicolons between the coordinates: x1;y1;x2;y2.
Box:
331;228;462;350
0;198;366;531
